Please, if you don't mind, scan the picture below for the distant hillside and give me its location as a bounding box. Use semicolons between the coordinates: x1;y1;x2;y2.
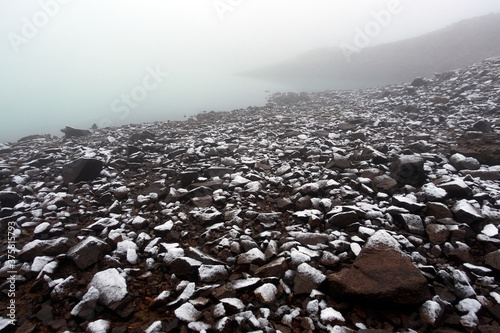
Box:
241;13;500;90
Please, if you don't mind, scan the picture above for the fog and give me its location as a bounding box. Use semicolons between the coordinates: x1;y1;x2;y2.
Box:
1;0;500;143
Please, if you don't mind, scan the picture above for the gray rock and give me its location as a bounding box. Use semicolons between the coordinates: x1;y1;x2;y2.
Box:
452;200;484;224
18;237;71;262
71;286;100;320
89;268;128;310
67;236;111;270
294;263;326;295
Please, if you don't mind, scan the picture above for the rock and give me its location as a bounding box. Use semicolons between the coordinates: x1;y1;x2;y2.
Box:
420;299;445;327
86;319;111;333
473;120;493;133
169;257;202;281
254;283;278;303
71;286;100;320
0;191;20;207
205;167;234;178
372;175;398;193
411;78;427;87
390;155;426;187
328;230;431;304
237;248;266;266
254;257;287;278
426;224;450;244
451;200;484;224
485;250;500;271
67;236;111;269
60;126;91;138
198;265;229;283
450;153;481;171
426;202;453;219
89;268;128;310
320;307;345;325
439;179;472;198
62;159;104;184
18;237;70;262
327;211;359;228
175;303;202;322
294;263;326;295
51;276;77;302
398;214;425;236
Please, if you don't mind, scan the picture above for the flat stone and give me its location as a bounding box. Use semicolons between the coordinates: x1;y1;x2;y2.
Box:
18;237;71;262
62;158;103;184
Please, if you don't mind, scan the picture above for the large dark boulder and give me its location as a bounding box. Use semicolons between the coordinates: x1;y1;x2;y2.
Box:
390;155;426;187
62;159;104;184
60;126;91;138
328;230;431;305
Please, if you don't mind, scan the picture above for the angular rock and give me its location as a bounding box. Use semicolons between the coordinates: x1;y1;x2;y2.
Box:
426;224;450;245
254;257;287;278
71;286;100;321
372;175;398;193
62;159;104;184
452;200;484;224
294;262;326;295
254;283;278;303
328;230;431;304
18;237;71;262
89;268;128;310
390;155;426;187
67;236;111;270
60;126;91;138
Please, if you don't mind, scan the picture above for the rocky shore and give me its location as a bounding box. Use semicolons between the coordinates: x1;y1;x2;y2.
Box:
1;57;500;332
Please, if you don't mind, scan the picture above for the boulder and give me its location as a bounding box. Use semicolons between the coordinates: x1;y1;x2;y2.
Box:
328;230;431;304
89;268;128;310
62;159;104;184
390;155;426;187
67;236;111;270
60;126;91;138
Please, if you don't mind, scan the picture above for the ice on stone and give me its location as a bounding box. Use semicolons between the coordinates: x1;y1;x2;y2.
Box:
320;307;345;324
174;303;202;322
89;268;128;309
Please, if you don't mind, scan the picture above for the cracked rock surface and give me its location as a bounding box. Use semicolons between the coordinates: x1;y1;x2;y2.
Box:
1;57;500;332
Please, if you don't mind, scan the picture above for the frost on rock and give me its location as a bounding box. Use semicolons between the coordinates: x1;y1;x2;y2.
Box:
174;303;202;323
254;283;278;303
320;307;346;325
420;300;443;326
86;319;111;333
364;230;401;253
456;298;482;329
89;268;128;310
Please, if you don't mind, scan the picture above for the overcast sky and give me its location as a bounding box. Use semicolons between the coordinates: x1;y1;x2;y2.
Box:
1;0;500;142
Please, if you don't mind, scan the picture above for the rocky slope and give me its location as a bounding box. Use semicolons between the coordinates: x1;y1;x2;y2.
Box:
1;57;500;333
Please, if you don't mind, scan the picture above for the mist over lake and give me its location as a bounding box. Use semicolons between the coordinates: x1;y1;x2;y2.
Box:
0;70;291;143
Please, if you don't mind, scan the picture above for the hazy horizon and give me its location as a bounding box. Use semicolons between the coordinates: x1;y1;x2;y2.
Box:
2;0;500;143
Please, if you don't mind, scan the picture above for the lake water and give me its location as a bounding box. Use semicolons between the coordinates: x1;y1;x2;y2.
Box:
0;71;293;144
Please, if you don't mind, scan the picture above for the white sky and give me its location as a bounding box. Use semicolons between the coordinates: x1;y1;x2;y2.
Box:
1;0;500;142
